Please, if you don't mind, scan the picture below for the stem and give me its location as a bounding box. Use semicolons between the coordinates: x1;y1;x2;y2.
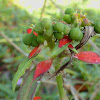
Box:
46;36;55;50
55;58;69;100
50;0;64;15
40;0;47;20
0;32;28;56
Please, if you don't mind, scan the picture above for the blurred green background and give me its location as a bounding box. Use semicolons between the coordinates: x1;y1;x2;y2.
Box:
0;0;100;100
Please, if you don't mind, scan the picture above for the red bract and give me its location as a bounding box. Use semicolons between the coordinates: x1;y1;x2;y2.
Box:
28;46;41;58
33;96;42;100
60;21;67;24
33;31;38;37
33;58;53;80
27;28;32;34
59;36;72;48
68;44;74;49
74;51;100;64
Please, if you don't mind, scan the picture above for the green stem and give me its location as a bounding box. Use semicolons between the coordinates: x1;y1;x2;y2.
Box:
46;36;55;50
55;58;69;100
40;0;47;20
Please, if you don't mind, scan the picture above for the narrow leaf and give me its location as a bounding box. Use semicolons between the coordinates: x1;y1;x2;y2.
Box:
12;55;37;91
35;47;51;62
33;58;53;80
59;36;72;48
17;68;43;100
28;46;41;58
74;51;100;64
51;42;70;57
70;48;78;54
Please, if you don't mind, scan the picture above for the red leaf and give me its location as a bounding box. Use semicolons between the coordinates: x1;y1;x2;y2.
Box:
33;31;38;37
33;96;42;100
28;46;41;58
74;51;100;64
33;59;53;80
59;36;72;48
27;28;32;34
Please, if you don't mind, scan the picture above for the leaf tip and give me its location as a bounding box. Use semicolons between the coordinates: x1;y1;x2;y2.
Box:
28;46;40;58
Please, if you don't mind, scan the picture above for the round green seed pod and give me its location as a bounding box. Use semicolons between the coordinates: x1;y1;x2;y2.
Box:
75;32;83;41
54;32;64;39
65;8;75;14
34;23;44;34
68;27;83;41
37;35;45;43
94;21;100;33
63;14;72;24
22;34;32;45
63;25;70;35
45;28;53;37
30;35;39;47
41;18;52;29
53;22;64;32
31;40;39;47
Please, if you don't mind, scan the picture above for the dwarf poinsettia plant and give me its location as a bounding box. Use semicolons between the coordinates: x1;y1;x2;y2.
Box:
12;8;100;100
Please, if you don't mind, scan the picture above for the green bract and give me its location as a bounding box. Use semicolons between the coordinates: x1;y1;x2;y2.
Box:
63;25;70;35
54;32;64;39
56;12;63;20
68;27;83;41
73;20;79;27
71;14;77;20
22;34;32;45
94;21;100;33
30;35;39;47
65;8;75;14
41;18;52;29
31;40;39;47
45;28;53;37
63;14;72;24
71;14;77;23
37;35;45;43
34;23;44;34
53;22;64;32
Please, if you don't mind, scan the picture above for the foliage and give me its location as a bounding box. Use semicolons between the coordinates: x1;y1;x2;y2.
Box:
0;0;100;100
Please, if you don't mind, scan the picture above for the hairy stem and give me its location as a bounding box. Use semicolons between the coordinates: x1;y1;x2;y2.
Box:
0;32;28;56
55;58;69;100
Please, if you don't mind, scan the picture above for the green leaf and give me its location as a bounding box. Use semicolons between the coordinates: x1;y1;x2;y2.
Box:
12;55;37;92
35;47;51;62
69;48;78;54
51;43;70;57
17;68;43;100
